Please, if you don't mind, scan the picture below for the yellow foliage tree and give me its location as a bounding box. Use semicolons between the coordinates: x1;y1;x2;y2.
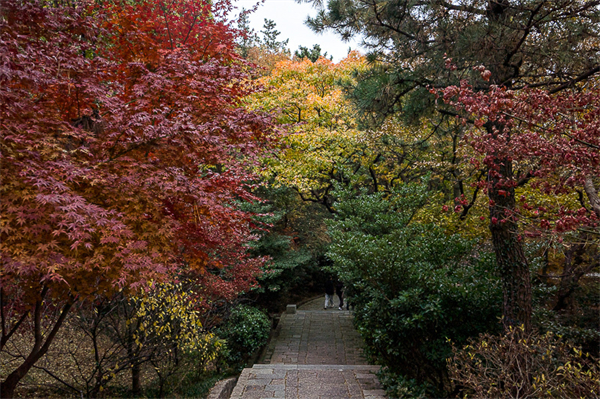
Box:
127;282;222;394
248;52;552;246
247;53;482;227
131;282;220;359
247;53;375;211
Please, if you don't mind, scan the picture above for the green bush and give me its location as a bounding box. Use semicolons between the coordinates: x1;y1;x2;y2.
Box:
448;327;600;398
218;305;271;369
326;183;502;397
376;367;429;399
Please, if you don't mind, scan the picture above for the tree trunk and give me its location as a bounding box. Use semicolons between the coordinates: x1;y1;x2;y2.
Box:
488;157;532;332
554;242;598;312
0;299;73;399
583;175;600;218
132;363;141;395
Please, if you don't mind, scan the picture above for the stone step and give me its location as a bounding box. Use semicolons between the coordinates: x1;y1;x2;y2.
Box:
230;364;386;399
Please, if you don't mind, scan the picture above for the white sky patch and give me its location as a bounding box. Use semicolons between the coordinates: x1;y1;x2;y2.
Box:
234;0;364;62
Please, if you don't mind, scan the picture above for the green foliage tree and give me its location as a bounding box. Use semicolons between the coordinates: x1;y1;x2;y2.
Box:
235;9;258;58
237;185;327;313
260;19;290;53
326;182;502;396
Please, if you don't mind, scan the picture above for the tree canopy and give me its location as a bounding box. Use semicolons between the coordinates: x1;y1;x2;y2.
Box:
0;0;276;396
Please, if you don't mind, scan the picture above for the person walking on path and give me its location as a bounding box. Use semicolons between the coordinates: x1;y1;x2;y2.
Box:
335;280;344;310
324;276;335;309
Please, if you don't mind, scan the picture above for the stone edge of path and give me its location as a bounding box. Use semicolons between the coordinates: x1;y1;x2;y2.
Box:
252;364;381;370
207;376;237;399
257;311;289;363
295;293;326;307
282;294;327;313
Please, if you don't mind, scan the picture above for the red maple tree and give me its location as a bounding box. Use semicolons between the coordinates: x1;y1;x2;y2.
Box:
441;78;600;232
0;0;275;396
437;73;600;331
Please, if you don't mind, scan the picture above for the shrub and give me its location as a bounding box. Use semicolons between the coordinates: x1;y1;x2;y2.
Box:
218;305;271;369
376;367;429;399
448;326;600;398
326;183;502;396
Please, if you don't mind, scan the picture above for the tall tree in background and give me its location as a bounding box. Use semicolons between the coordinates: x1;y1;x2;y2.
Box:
0;0;275;396
301;0;600;331
294;44;332;62
237;18;292;75
260;18;290;53
235;9;259;59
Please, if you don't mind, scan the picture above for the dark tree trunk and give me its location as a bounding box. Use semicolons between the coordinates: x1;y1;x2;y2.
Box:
488;157;532;332
132;363;141;395
0;299;73;399
554;243;598;312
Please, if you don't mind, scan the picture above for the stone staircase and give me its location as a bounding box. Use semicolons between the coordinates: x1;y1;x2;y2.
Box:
226;298;387;399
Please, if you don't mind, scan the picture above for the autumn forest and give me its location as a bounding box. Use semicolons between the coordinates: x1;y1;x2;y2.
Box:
1;0;599;398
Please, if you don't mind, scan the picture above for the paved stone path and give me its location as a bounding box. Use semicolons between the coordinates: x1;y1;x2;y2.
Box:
261;307;364;365
229;296;386;399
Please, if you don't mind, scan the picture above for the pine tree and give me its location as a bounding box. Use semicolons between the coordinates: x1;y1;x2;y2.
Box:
294;44;332;62
260;18;290;53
